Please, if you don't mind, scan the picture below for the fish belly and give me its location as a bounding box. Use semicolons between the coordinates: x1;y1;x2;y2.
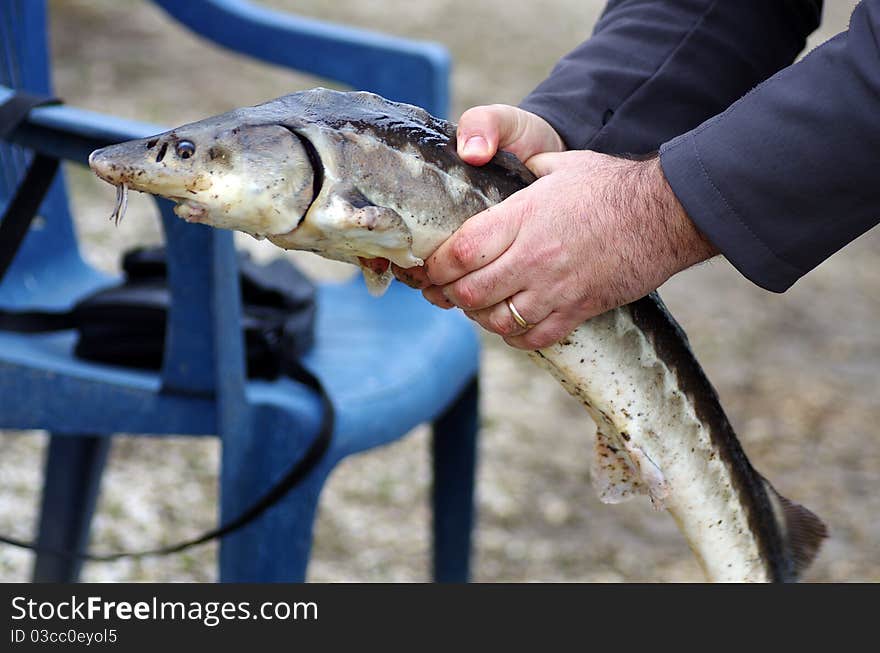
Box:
530;309;770;582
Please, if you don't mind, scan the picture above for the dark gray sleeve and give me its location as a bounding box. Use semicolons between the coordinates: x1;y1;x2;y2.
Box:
520;0;822;154
660;0;880;291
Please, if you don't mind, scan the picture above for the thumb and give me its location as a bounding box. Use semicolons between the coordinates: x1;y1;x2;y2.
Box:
457;105;565;167
457;104;518;166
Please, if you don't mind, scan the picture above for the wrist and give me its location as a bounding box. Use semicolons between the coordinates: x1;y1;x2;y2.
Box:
641;155;718;276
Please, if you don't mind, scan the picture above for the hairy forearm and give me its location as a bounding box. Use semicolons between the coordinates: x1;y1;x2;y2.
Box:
639;156;718;273
606;155;718;299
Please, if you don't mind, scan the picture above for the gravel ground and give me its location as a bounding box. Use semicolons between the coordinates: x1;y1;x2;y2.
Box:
1;0;875;583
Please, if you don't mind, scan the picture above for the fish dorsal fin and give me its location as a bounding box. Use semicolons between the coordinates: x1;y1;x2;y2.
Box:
763;478;828;578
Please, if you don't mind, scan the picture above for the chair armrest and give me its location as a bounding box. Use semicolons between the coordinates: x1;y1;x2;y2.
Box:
1;88;164;164
2;89;246;401
151;0;450;117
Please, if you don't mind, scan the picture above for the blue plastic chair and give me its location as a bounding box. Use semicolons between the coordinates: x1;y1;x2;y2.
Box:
0;0;479;582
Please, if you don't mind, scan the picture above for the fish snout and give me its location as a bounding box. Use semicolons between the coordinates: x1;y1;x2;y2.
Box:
88;146;127;186
89;137;166;190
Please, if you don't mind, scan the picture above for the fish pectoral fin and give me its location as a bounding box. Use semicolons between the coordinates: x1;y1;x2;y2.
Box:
590;424;648;504
590;424;669;509
761;476;828;579
326;188;423;267
358;256;395;296
622;442;670;511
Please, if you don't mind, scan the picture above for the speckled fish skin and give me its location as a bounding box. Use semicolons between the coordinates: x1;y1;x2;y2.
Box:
88;88;530;292
89;88;827;582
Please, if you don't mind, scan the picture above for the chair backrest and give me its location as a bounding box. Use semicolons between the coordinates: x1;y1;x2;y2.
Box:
0;0;101;309
152;0;451;117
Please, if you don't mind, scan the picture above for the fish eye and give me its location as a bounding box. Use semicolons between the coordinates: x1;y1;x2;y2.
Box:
176;140;196;159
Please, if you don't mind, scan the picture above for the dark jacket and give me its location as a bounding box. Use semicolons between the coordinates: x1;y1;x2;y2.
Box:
520;0;879;292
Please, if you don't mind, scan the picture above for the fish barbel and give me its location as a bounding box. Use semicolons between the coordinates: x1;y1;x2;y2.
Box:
88;88;827;582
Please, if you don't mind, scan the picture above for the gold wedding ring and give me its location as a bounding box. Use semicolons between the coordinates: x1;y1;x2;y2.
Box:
506;298;531;329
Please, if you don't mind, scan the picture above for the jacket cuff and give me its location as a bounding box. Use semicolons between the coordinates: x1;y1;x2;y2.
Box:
659;132;805;293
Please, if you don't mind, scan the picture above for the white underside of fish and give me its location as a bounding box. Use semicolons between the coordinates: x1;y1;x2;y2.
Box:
531;311;767;582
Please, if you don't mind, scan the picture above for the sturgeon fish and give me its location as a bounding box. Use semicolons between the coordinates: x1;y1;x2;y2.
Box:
88;88;827;582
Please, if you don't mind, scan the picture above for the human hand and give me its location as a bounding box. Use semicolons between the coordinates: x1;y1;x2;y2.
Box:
453;103;566;166
391;104;564;290
417;150;718;350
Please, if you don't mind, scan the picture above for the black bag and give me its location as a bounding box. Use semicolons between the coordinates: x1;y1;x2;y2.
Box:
73;246;317;379
0;247;335;561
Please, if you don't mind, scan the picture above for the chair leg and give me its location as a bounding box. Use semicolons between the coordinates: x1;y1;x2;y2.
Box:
32;434;111;583
431;376;479;583
218;473;326;582
218;411;328;582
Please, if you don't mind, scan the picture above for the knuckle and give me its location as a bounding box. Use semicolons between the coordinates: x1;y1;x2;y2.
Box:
543;239;567;265
447;235;478;269
451;280;480;310
471;315;493;333
486;311;515;336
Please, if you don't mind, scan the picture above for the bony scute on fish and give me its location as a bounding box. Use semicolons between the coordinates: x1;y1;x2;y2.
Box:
88;87;828;582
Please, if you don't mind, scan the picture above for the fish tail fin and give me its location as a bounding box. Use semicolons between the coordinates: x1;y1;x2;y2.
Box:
763;478;829;579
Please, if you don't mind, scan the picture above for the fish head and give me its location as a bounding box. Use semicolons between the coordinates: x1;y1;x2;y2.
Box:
89;120;315;237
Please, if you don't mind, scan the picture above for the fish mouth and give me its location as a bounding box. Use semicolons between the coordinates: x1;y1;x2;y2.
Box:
102;182;199;227
171;198;209;223
89;148;135;224
90;147;208;225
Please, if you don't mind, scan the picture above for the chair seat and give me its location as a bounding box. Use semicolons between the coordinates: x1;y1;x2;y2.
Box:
0;276;479;456
304;276;479;457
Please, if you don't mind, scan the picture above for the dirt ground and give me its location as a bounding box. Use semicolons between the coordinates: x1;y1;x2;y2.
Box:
1;0;875;582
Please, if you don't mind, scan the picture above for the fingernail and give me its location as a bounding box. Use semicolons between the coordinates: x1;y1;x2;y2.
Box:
462;135;488;157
